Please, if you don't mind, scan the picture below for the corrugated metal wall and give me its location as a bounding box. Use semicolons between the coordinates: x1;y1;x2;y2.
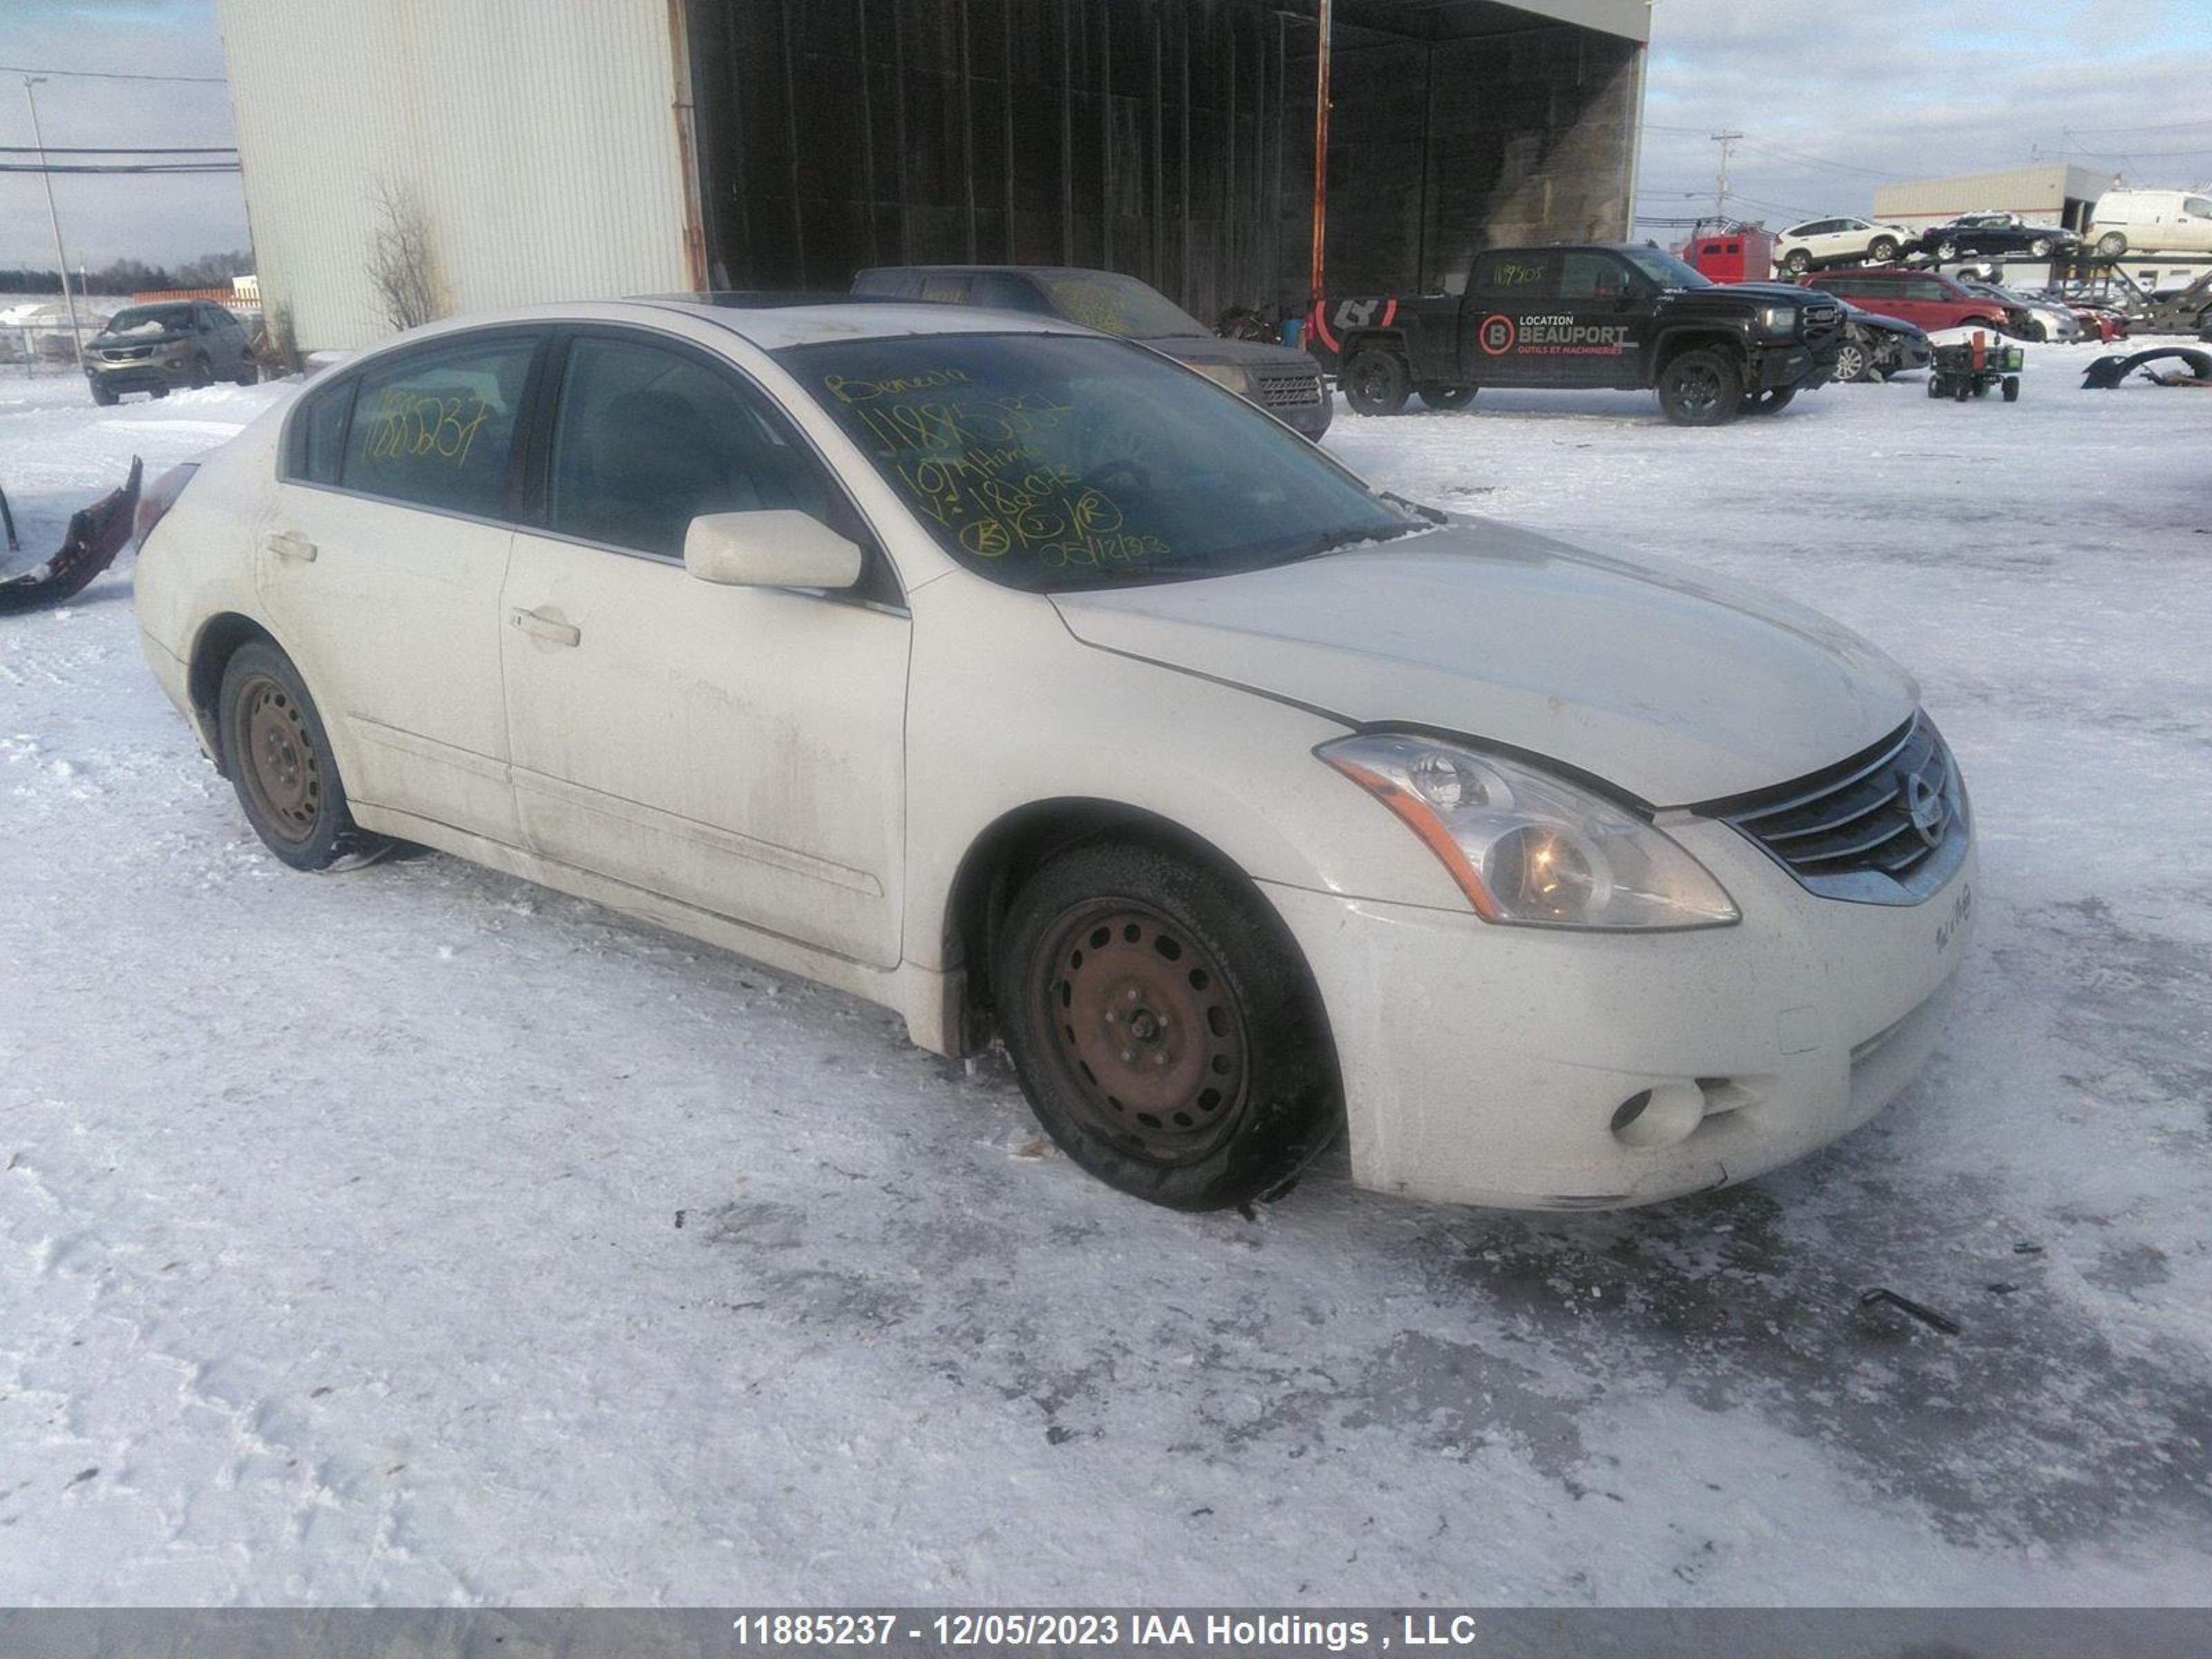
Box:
217;0;695;352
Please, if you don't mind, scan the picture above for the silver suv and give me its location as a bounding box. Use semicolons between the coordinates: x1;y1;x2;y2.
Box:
84;301;259;405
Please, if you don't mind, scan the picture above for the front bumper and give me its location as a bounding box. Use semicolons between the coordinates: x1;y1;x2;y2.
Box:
1266;392;1334;440
1264;817;1976;1210
1757;342;1840;391
87;359;185;395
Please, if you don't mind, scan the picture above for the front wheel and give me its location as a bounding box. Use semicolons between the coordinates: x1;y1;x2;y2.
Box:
995;840;1338;1210
2002;375;2021;402
218;641;389;872
1868;236;1900;262
1937;241;1959;261
236;362;260;386
1342;348;1411;416
1833;341;1868;383
89;382;118;407
1656;346;1745;426
1417;383;1476;411
189;353;214;389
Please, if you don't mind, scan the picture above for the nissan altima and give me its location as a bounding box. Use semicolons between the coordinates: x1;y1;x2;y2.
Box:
132;298;1975;1212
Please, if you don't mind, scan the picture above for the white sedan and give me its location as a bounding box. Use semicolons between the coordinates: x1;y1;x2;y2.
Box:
132;299;1976;1212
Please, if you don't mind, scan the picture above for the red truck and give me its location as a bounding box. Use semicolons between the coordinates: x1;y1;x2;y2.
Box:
1679;227;1777;284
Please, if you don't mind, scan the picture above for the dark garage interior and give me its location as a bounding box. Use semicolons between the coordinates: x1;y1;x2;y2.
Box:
685;0;1644;325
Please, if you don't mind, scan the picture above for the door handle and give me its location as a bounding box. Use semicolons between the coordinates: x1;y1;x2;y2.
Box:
509;606;581;648
263;529;317;562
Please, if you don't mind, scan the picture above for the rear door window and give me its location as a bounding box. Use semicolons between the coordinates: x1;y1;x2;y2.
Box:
340;334;538;519
287;376;357;486
1472;251;1559;296
919;274;972;303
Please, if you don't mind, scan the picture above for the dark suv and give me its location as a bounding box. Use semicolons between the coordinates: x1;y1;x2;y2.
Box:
850;265;1332;440
84;301;259;404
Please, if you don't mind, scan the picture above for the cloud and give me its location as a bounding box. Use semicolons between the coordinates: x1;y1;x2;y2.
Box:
1637;0;2212;227
0;0;247;270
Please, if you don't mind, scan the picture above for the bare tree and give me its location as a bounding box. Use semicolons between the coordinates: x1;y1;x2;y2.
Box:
366;179;442;332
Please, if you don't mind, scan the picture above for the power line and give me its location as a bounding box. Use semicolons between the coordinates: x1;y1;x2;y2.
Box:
1734;138;1913;181
0;62;226;85
0;161;241;174
0;144;234;155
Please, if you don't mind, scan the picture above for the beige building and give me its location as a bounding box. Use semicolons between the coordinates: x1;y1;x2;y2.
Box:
1872;162;2114;236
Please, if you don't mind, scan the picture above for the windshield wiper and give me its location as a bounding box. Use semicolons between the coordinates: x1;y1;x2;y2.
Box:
1264;520;1432;568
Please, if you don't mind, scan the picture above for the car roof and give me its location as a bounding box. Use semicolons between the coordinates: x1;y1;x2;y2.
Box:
366;297;1087;354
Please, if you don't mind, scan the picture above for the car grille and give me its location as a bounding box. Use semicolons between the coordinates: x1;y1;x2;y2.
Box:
1800;302;1843;350
103;346;153;362
1254;368;1323;409
1718;713;1968;904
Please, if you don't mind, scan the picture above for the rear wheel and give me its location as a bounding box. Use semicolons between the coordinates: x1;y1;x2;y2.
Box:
995;839;1337;1210
2030;236;2054;258
2002;375;2021;402
1927;377;1944;399
1742;386;1796;415
2096;231;2127;258
218;641;388;872
1342;348;1411;416
1416;382;1476;411
235;362;260;386
1656;346;1744;426
1783;248;1812;275
1833;341;1869;383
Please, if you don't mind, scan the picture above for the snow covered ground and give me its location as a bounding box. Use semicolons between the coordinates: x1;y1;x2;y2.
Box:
2;348;2209;1606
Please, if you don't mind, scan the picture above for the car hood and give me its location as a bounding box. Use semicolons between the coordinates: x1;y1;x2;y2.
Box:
1143;335;1319;375
1049;519;1918;805
93;329;188;348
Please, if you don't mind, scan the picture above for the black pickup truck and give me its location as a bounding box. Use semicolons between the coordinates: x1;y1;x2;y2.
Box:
1309;243;1846;426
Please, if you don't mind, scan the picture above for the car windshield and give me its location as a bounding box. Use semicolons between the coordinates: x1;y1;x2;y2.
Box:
780;332;1421;594
1034;271;1212;339
101;304;194;336
1619;246;1711;290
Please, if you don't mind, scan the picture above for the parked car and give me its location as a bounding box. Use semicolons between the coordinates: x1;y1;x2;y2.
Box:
2088;189;2212;258
1958;280;2081;341
1913;213;2081;263
1771;216;1915;276
1313;243;1845;425
850;265;1331;440
1799;268;2021;335
132;298;1974;1212
84;301;258;404
1834;303;1932;382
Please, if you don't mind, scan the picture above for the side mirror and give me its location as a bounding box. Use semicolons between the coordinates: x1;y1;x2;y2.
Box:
684;509;863;592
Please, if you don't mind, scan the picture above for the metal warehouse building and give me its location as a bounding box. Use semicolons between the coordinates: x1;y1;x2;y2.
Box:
216;0;1649;354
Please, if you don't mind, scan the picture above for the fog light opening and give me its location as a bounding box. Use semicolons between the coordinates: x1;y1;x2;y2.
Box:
1611;1081;1706;1149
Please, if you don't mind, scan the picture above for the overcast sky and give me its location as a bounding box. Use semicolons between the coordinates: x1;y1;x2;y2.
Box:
3;0;2211;271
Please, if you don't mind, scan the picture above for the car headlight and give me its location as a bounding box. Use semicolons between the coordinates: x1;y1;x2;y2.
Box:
1189;362;1254;397
1754;303;1800;335
1319;734;1738;930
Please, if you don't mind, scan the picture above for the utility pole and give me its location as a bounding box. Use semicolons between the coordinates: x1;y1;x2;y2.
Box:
1309;0;1333;316
21;76;85;368
1711;129;1743;224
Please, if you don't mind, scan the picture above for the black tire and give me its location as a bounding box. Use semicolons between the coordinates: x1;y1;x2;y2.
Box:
1342;347;1411;416
1869;236;1900;262
1833;341;1868;383
150;386;169;399
2097;231;2127;258
89;382;118;407
1656;346;1744;426
189;353;214;389
1416;382;1476;411
217;641;388;872
1955;382;1971;402
994;838;1338;1211
1937;240;1959;261
2030;236;2054;258
2002;375;2021;402
236;362;260;387
1742;386;1796;415
1783;248;1812;275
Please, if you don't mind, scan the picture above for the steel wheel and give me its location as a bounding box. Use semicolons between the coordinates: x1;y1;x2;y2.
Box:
234;671;322;843
1036;901;1248;1165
